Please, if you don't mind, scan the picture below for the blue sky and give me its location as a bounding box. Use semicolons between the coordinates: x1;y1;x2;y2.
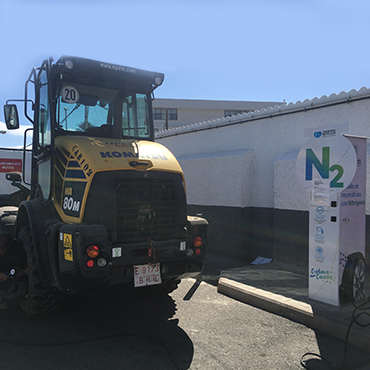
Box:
0;0;369;147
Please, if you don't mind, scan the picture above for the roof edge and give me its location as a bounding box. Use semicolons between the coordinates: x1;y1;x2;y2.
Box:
155;87;370;139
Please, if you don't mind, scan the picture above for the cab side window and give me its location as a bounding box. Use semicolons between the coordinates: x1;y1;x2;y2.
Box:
37;67;51;147
35;64;52;201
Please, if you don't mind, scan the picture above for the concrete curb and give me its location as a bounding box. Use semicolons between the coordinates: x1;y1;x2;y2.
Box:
218;277;370;353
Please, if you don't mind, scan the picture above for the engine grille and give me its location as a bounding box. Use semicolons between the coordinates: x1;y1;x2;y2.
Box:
114;177;182;241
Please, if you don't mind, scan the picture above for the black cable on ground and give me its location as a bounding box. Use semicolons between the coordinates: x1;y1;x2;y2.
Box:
300;352;334;370
300;297;370;370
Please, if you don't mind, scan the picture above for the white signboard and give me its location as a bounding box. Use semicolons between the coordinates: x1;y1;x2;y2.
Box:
297;124;365;305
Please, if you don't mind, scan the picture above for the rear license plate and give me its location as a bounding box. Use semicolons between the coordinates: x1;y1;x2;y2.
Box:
134;263;162;287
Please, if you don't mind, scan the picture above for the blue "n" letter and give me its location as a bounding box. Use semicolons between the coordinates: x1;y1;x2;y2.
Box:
305;147;329;181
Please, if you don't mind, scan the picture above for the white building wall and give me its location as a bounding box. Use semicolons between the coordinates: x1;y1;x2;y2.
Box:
178;149;255;207
156;88;370;214
274;149;305;210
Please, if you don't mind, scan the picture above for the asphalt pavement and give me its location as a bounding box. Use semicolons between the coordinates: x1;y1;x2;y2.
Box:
216;259;370;354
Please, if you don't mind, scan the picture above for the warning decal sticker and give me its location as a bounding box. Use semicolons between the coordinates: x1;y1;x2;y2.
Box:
63;233;73;261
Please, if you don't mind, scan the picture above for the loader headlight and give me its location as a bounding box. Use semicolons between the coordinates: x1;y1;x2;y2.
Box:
65;60;74;69
154;76;163;86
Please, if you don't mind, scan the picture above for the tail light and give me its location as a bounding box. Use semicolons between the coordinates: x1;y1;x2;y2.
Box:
86;245;100;258
193;236;203;248
87;260;94;268
185;236;203;258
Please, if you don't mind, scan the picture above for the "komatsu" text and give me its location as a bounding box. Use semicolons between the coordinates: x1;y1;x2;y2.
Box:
99;151;167;160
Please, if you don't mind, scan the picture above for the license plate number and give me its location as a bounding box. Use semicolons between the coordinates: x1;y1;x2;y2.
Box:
134;263;162;287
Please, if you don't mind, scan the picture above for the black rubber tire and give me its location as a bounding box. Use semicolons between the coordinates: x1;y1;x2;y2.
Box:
340;252;366;303
18;225;62;316
351;257;366;301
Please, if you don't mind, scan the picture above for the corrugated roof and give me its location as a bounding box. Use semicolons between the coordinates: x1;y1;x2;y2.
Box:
155;87;370;138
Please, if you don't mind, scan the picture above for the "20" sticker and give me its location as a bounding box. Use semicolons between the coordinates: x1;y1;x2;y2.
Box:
61;86;80;104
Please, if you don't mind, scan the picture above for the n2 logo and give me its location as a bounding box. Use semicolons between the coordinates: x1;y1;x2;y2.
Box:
305;146;343;188
297;125;356;195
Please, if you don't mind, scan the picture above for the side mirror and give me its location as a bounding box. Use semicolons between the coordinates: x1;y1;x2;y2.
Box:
6;172;22;182
3;104;19;130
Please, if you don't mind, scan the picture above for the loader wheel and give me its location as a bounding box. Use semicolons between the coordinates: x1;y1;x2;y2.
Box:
18;225;62;316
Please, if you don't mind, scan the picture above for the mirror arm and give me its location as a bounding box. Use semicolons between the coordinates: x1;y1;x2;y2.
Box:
5;99;34;107
24;67;37;124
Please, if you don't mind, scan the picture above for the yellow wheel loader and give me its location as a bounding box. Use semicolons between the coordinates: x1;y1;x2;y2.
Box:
2;56;207;316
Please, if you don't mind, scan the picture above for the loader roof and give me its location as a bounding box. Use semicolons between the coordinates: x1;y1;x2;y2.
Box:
51;56;164;93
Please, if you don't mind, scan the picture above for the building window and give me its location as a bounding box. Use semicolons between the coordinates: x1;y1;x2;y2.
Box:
153;108;178;120
167;109;178;120
153;108;165;120
224;110;249;117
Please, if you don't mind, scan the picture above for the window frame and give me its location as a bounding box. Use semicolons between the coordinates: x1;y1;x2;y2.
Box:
153;108;178;121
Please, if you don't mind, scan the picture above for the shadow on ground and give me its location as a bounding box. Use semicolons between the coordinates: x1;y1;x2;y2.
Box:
201;252;249;286
0;286;194;370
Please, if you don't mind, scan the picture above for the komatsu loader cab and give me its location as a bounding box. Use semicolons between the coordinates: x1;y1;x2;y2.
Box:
3;56;207;316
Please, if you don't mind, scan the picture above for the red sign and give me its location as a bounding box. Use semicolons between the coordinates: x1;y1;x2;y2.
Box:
0;158;22;173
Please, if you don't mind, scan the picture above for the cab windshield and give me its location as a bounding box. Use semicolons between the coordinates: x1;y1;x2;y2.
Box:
56;83;151;139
